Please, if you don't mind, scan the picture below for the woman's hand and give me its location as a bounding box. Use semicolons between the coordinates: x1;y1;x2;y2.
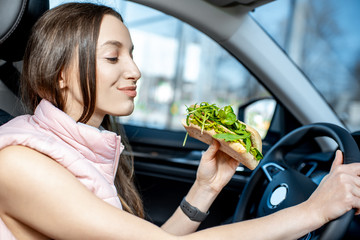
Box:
196;140;239;194
304;150;360;226
161;140;239;235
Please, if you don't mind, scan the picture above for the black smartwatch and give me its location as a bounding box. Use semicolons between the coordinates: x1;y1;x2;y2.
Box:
180;197;209;222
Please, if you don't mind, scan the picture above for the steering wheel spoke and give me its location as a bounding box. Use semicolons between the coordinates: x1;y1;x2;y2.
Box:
262;162;285;182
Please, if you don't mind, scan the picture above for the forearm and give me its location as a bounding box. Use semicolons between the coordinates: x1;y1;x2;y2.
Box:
161;181;219;235
233;202;322;240
183;202;323;240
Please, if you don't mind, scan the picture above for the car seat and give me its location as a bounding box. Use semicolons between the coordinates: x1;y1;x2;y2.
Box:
0;0;49;124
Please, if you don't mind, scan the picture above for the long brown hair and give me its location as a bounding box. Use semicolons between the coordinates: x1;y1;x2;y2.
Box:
21;2;144;218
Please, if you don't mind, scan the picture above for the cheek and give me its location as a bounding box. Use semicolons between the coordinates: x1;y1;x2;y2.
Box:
95;80;135;116
97;65;115;83
95;62;135;116
96;61;123;89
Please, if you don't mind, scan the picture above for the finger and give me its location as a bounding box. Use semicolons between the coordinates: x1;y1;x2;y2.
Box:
353;175;360;188
343;176;360;213
203;139;220;158
330;150;343;172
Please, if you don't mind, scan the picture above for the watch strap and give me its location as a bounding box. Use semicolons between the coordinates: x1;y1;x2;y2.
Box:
180;197;209;222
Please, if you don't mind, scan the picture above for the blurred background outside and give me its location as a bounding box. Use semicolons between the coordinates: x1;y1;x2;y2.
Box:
51;0;360;137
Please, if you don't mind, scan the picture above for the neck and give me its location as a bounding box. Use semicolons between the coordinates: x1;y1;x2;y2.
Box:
64;103;104;128
84;114;104;128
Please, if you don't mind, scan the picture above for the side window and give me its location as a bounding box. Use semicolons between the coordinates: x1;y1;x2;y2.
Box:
49;0;275;139
119;2;274;138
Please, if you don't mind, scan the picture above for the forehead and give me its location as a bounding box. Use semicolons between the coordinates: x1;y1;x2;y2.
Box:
97;14;132;49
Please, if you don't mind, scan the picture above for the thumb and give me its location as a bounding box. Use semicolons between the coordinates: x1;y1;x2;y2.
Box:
330;150;343;172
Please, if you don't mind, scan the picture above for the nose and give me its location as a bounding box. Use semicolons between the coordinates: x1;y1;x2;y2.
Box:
124;58;141;82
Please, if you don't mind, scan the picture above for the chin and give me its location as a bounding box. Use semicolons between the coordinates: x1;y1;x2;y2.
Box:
112;103;135;117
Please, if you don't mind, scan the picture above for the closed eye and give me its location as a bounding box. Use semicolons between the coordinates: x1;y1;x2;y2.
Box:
106;57;119;63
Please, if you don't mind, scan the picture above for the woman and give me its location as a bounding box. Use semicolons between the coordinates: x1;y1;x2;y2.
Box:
0;2;359;239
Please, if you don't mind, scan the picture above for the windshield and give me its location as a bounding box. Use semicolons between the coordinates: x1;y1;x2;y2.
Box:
251;0;360;131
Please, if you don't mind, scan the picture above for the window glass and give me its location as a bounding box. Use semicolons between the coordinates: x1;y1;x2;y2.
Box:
118;2;272;135
252;0;360;131
50;0;273;137
245;99;276;139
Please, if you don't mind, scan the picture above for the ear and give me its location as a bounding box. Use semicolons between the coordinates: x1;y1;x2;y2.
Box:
59;69;67;89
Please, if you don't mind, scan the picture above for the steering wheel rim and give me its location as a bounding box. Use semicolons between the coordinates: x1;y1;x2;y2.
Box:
233;123;360;240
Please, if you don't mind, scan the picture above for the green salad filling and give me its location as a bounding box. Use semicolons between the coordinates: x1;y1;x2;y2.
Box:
183;102;263;161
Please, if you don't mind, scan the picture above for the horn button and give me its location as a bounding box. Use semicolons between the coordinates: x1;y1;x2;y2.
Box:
269;184;288;208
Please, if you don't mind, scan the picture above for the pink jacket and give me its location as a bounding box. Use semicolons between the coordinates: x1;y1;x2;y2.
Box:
0;100;123;239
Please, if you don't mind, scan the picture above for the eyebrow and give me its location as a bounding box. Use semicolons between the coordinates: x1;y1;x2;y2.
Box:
100;40;134;52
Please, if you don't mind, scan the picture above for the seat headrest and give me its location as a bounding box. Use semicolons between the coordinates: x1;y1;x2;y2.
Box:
0;0;49;62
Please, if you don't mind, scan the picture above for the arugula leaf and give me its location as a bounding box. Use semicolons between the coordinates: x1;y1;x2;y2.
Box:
224;105;234;115
251;148;264;161
221;112;237;125
182;132;189;146
234;121;246;131
245;137;251;152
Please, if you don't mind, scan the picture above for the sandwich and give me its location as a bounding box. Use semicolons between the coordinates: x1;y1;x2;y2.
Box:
182;102;263;170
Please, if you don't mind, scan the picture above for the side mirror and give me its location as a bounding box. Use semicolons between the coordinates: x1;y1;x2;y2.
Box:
238;98;276;139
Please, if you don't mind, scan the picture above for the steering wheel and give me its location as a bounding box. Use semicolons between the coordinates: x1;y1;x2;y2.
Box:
233;123;360;240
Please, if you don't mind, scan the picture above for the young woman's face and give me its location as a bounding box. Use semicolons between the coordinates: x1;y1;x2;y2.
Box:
95;15;141;118
63;14;141;127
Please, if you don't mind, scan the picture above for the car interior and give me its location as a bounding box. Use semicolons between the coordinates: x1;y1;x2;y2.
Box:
1;0;360;239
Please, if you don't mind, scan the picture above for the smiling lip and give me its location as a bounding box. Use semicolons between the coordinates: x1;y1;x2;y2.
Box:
117;86;137;97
